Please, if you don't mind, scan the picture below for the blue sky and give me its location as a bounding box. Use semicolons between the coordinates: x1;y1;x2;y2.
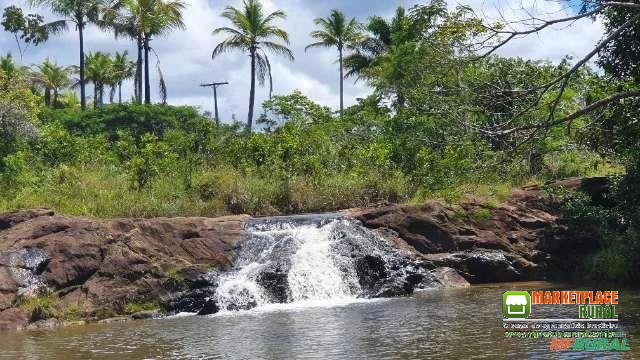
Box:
0;0;604;121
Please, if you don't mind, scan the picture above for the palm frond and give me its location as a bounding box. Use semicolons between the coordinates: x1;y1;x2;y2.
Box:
260;41;294;61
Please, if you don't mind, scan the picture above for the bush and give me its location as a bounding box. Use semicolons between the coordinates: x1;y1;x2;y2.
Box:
19;295;60;321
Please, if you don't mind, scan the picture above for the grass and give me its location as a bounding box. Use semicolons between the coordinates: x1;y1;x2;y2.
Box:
123;301;161;315
19;295;60;321
0;149;625;219
19;294;88;322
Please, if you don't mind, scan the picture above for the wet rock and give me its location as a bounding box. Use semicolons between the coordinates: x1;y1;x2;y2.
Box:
355;255;388;296
0;308;28;331
26;318;61;330
430;267;470;288
197;299;219;315
166;286;217;314
256;265;290;303
0;248;49;272
131;310;160;320
97;316;128;324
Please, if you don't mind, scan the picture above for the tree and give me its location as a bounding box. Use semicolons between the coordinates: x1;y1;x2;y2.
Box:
0;53;27;80
306;10;362;116
84;52;113;108
110;51;136;103
2;5;65;61
598;3;640;84
30;0;111;110
474;0;640;142
99;3;144;103
31;58;72;107
343;7;413;81
120;0;185;105
212;0;294;131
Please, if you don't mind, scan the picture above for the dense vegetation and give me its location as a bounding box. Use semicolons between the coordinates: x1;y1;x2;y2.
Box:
1;0;639;281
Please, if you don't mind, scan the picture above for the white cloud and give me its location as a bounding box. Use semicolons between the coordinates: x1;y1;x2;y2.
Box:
0;0;605;123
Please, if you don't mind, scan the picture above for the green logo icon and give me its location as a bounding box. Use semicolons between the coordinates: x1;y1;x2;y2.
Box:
503;291;531;318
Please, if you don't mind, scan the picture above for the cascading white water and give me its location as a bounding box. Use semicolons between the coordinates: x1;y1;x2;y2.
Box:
214;219;362;311
286;222;359;302
212;215;432;312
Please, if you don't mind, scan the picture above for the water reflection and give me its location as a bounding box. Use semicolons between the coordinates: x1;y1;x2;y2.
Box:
1;282;638;359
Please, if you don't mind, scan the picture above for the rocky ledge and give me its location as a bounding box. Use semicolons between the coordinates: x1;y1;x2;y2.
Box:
0;177;605;331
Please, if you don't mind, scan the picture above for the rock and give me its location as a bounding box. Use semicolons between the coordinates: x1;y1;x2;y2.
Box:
197;299;219;315
131;310;160;320
167;286;217;314
0;209;53;231
62;320;86;327
355;255;388;296
255;265;290;303
430;267;470;288
0;177;604;330
26;318;61;330
0;308;28;331
97;316;128;324
0;212;248;325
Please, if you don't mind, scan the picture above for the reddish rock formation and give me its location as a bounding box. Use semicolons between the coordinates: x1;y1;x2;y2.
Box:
0;211;248;330
0;178;602;330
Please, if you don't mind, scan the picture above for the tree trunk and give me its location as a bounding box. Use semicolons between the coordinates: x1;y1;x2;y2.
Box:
119;82;122;104
339;45;344;117
247;49;256;132
53;89;58;107
144;35;151;105
44;88;51;107
79;20;86;110
136;35;143;104
94;84;98;109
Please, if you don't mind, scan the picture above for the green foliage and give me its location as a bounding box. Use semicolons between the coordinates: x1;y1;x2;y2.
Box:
123;301;161;315
472;208;492;222
19;294;60;321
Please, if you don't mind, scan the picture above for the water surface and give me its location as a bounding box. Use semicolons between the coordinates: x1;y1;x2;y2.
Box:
2;282;639;359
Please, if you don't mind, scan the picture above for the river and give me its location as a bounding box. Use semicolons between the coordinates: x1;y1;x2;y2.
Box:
1;281;639;359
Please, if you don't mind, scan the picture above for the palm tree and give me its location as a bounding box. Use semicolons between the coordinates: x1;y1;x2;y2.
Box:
30;0;114;110
84;51;113;108
110;51;136;103
31;58;72;107
121;0;185;104
0;53;27;79
306;10;362;116
212;0;294;131
99;4;144;103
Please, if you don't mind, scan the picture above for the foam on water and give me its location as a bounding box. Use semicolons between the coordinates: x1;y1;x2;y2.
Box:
213;216;400;312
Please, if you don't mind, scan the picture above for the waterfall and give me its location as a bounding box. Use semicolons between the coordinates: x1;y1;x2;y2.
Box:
207;214;440;313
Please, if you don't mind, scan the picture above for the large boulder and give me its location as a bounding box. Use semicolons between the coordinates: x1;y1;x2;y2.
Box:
0;210;249;322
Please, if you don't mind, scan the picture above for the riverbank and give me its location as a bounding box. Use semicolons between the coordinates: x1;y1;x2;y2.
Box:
0;177;605;331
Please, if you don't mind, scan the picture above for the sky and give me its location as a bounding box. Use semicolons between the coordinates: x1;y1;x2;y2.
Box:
0;0;605;122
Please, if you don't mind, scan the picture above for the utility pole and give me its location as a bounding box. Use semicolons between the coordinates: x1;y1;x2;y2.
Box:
200;82;228;125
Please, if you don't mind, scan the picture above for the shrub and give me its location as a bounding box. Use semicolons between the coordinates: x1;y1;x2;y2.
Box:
19;295;60;321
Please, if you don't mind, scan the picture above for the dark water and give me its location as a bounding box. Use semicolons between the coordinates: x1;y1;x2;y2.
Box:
1;282;639;359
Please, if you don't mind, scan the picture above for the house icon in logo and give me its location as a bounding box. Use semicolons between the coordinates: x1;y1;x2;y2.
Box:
503;291;531;318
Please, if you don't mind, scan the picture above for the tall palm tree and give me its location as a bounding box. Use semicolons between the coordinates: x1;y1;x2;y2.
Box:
129;0;186;104
212;0;294;131
84;51;113;108
110;51;136;103
99;4;144;103
30;0;111;110
31;58;72;107
306;10;362;116
343;7;410;81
